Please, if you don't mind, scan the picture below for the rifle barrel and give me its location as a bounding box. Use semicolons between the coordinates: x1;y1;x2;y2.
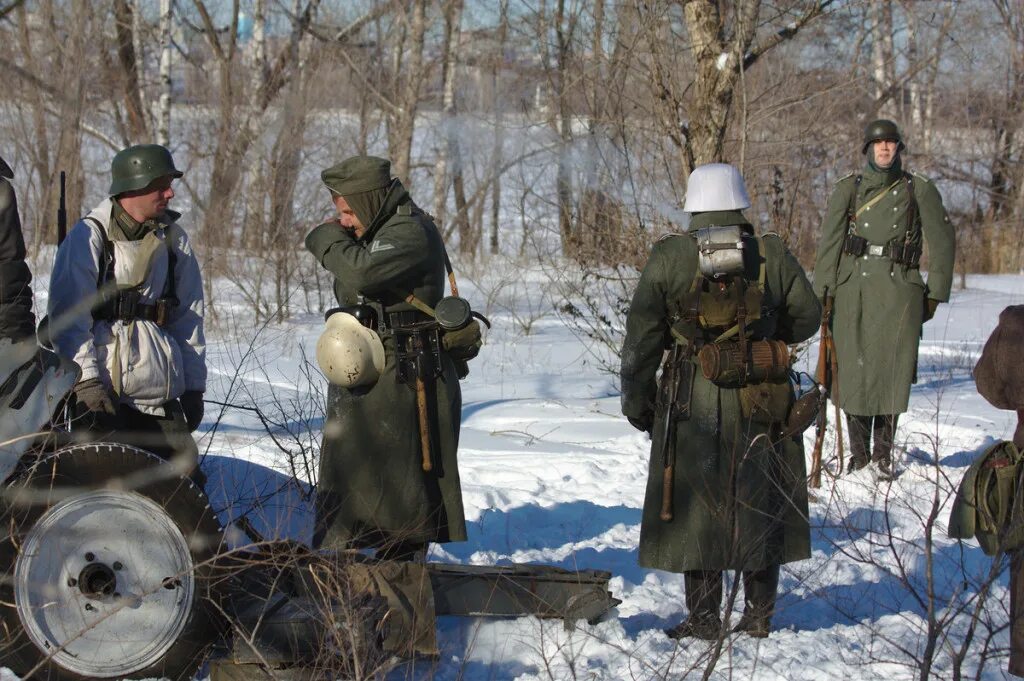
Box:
57;170;67;246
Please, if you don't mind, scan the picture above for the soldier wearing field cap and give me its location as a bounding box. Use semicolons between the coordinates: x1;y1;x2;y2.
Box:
48;144;206;482
813;120;956;478
306;155;467;560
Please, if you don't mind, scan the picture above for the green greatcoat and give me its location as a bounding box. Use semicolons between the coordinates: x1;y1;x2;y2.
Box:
305;180;467;549
813;158;955;416
620;211;821;573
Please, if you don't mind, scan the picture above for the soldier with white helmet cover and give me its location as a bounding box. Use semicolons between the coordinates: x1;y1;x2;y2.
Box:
620;163;820;639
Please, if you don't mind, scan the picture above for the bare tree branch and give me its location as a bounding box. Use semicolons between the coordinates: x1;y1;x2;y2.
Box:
743;0;840;70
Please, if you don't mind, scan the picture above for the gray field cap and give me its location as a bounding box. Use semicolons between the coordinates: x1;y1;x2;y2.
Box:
321;156;391;197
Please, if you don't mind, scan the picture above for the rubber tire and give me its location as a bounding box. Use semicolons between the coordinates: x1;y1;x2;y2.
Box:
0;443;224;681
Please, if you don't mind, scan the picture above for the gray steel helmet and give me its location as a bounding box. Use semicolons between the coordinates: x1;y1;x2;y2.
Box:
108;144;182;196
0;153;12;179
862;119;905;154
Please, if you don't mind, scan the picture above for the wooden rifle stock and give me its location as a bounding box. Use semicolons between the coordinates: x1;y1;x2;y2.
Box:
829;332;844;472
809;293;834;488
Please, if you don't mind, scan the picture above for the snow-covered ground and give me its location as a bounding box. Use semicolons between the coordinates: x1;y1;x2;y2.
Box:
5;269;1022;680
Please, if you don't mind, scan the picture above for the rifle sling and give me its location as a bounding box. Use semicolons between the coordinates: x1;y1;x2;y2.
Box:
392;203;460;321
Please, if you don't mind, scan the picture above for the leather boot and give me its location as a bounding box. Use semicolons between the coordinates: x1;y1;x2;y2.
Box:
733;565;779;638
846;413;873;473
665;571;723;640
872;414;899;479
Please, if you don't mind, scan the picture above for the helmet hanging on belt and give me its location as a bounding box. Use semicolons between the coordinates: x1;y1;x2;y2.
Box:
316;312;386;388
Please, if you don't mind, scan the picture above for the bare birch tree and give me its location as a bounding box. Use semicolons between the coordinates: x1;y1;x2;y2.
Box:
157;0;173;146
386;0;428;185
488;0;510;256
433;0;466;238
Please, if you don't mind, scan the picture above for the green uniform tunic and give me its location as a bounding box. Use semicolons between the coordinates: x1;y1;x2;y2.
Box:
813;159;956;416
621;211;820;573
305;180;466;549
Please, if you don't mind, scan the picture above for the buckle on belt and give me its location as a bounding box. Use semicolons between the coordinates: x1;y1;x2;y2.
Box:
866;244;885;256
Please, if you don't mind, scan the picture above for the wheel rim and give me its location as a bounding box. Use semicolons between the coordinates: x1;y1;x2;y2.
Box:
14;489;196;677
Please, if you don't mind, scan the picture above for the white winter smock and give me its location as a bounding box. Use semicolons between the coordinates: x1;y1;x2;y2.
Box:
48;198;206;415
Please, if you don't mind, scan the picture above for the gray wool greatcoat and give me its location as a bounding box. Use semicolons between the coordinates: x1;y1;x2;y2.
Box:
305;180;466;550
621;211;820;573
813;160;955;417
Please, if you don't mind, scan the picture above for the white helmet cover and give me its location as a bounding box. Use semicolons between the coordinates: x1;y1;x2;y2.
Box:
682;163;751;212
316;313;386;388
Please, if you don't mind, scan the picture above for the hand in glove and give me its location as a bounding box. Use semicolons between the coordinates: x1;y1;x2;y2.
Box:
442;321;483;361
179;390;205;432
627;413;654;435
923;298;940;323
74;378;116;415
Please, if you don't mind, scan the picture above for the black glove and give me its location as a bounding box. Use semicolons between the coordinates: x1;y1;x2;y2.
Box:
179;390;204;432
628;413;654;434
74;378;116;415
923;298;940;323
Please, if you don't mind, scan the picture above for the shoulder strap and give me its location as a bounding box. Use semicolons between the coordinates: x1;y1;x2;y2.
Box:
898;172;922;266
684;231;702;294
903;172;919;234
162;224;179;303
754;234;767;289
84;216;114;289
711;235;765;344
844;175;862;232
392;203;461;307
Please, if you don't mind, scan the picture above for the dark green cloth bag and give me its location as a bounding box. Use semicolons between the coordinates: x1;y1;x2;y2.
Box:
949;441;1024;556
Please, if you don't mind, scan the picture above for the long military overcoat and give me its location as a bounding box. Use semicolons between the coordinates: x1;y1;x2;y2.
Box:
305;180;466;550
0;156;35;341
813;160;955;416
621;211;820;573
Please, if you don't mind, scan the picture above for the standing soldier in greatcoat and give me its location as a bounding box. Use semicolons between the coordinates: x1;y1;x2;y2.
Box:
813;120;956;477
621;164;820;639
47;145;207;481
306;156;468;561
0;152;35;341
